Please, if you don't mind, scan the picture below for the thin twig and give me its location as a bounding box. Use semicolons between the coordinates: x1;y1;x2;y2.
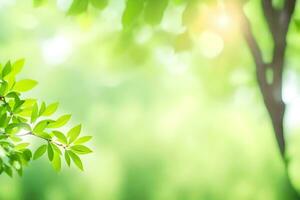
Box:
16;131;67;149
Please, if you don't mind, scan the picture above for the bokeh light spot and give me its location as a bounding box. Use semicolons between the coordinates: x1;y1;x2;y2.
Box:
198;31;224;59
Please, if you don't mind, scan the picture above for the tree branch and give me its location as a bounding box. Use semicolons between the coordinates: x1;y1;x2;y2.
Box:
262;0;279;40
239;0;296;157
240;1;299;197
17;132;67;149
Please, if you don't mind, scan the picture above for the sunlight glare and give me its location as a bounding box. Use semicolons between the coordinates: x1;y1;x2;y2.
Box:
215;13;232;30
42;35;72;66
197;31;224;59
200;3;240;39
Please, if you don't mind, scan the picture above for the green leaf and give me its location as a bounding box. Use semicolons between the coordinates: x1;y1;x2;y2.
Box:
15;143;30;151
2;62;12;78
35;132;52;140
31;102;39;123
47;143;54;161
68;0;89;15
90;0;108;9
22;149;32;161
51;143;62;155
68;150;83;171
12;59;25;75
4;73;16;92
23;98;37;107
33;144;47;160
0;81;8;96
39;101;46;116
14;79;38;92
53;131;68;144
48;114;71;128
33;0;46;7
74;136;92;144
5;122;31;134
33;120;53;133
4;165;13;177
52;153;61;172
67;124;81;144
42;102;59;116
70;145;92;154
144;0;168;25
65;151;71;166
122;0;145;29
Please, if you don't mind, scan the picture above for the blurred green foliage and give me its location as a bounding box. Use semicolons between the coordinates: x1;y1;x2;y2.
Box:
0;0;300;199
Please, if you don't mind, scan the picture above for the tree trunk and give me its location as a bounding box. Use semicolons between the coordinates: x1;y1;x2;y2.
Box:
239;0;300;198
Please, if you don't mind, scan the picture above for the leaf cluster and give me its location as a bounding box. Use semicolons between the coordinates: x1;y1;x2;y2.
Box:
33;0;189;28
0;59;92;177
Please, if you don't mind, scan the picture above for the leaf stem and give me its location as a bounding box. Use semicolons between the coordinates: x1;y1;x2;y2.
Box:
16;132;68;149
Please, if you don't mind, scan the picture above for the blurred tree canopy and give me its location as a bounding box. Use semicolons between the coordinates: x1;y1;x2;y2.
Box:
46;0;300;197
1;0;300;199
38;0;300;195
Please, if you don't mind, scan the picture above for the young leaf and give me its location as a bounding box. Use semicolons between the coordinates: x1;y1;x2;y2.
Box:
68;150;83;171
51;143;62;155
70;145;92;154
47;143;54;161
35;132;52;140
33;120;53;133
74;136;92;144
39;101;46;116
0;81;8;96
14;79;38;92
2;62;12;78
31;102;39;123
52;131;67;144
67;124;81;144
47;114;71;128
42;102;59;116
15;143;30;151
52;153;61;172
33;144;47;160
12;59;25;75
64;151;71;167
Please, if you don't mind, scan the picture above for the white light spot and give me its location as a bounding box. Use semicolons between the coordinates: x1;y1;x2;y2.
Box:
283;73;300;104
0;0;15;9
13;161;21;170
197;31;224;59
42;35;72;66
215;13;232;30
57;0;73;11
135;26;152;44
0;147;5;157
154;46;190;75
283;72;300;131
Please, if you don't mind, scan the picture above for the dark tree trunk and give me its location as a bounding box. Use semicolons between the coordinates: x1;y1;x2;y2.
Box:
239;0;300;198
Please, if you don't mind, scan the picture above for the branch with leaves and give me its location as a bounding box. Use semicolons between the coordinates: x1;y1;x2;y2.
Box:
0;59;92;177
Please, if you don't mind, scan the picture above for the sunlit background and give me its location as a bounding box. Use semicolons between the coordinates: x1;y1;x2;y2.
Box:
1;0;300;199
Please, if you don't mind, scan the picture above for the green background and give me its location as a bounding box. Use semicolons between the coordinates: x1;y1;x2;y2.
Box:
1;0;300;199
